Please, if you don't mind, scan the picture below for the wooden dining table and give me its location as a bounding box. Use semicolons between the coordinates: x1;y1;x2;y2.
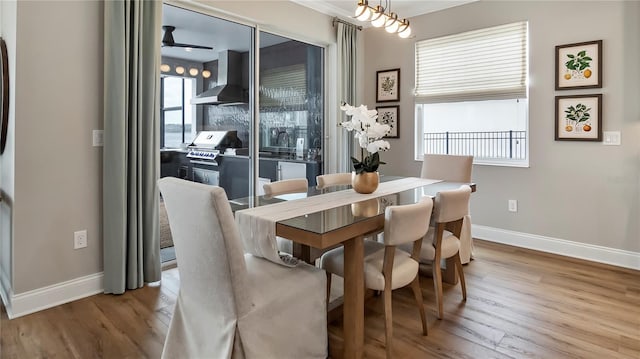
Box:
232;177;476;359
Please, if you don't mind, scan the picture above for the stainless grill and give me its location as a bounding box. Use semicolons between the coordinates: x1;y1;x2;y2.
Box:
186;130;241;163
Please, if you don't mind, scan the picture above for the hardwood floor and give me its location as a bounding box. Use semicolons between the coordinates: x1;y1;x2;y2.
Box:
2;240;638;358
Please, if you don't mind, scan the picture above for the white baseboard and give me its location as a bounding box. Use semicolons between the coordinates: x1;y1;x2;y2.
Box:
473;225;640;271
6;272;104;319
4;226;638;318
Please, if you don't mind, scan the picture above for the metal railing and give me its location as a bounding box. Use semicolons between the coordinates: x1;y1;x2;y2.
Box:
424;130;527;160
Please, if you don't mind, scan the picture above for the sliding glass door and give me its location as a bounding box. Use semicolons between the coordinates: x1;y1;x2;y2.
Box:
257;31;324;193
160;4;324;200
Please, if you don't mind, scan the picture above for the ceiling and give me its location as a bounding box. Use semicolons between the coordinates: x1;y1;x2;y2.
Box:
162;4;287;63
162;1;476;63
291;0;477;21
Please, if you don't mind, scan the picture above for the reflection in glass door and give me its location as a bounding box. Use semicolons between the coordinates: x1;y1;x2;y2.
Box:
160;5;324;200
257;31;324;192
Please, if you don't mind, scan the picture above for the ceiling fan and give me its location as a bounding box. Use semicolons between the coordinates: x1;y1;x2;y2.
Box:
161;25;213;50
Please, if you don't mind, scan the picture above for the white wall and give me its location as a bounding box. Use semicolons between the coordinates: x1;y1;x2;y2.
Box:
363;1;640;257
12;1;104;294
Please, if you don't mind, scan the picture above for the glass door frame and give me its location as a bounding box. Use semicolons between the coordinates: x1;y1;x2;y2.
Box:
163;1;330;197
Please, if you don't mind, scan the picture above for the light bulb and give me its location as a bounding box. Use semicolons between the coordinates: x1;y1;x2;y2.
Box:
354;0;371;21
385;13;399;33
371;7;387;27
189;68;199;76
160;64;170;72
398;26;411;38
202;70;211;78
175;66;185;75
397;20;411;38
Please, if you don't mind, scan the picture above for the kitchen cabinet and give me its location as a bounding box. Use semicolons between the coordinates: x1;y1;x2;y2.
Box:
193;167;219;186
161;150;192;180
218;154;321;200
277;161;306;181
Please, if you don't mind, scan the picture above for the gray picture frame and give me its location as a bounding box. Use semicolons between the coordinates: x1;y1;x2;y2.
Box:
376;105;399;138
376;68;400;102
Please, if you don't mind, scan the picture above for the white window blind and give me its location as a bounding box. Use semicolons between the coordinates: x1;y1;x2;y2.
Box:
415;21;528;103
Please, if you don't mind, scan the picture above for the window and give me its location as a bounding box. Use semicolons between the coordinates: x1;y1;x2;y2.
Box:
161;76;194;148
414;22;529;166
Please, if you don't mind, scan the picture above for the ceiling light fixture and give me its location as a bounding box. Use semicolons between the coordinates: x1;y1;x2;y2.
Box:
160;64;171;72
175;66;185;75
370;5;387;27
202;70;211;79
353;0;411;38
189;68;199;76
354;0;371;21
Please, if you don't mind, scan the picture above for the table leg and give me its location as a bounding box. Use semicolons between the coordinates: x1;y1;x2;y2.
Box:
342;235;364;359
292;243;312;264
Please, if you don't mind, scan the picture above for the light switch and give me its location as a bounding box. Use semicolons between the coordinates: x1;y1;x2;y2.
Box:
603;131;621;146
93;130;104;147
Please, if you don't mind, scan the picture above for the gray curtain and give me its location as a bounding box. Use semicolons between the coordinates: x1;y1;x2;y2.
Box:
337;22;358;172
103;0;161;294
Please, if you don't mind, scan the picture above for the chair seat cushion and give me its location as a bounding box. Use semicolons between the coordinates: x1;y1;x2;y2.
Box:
320;240;419;291
239;254;327;359
400;227;461;261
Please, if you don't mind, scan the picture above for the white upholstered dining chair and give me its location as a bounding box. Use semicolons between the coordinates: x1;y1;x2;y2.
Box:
158;177;327;359
420;154;474;263
263;178;308;197
320;197;434;358
316;172;352;189
408;185;471;320
262;178;309;254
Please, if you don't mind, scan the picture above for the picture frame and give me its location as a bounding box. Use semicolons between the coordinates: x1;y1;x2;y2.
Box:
376;105;399;138
376;68;400;102
555;40;602;90
555;94;602;141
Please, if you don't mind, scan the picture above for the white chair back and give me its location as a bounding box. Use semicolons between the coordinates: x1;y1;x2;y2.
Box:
263;178;308;196
421;154;475;264
420;154;473;182
383;197;433;247
158;177;251;358
316;172;352;189
434;185;472;224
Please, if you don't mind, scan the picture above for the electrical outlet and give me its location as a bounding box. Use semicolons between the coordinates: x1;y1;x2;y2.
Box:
92;130;104;147
508;200;518;212
74;230;88;249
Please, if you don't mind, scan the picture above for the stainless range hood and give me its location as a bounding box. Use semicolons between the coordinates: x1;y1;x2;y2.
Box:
191;50;246;106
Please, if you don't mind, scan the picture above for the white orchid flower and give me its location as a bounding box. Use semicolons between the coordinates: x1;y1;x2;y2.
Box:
339;103;357;115
366;140;390;154
367;123;391;139
340;102;391;172
340;120;356;131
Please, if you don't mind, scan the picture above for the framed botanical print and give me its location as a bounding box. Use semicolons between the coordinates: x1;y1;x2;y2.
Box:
376;68;400;102
555;40;602;90
555;94;602;141
376;105;399;138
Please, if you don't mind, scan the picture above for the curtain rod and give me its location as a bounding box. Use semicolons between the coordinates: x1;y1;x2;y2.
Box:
332;17;363;31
